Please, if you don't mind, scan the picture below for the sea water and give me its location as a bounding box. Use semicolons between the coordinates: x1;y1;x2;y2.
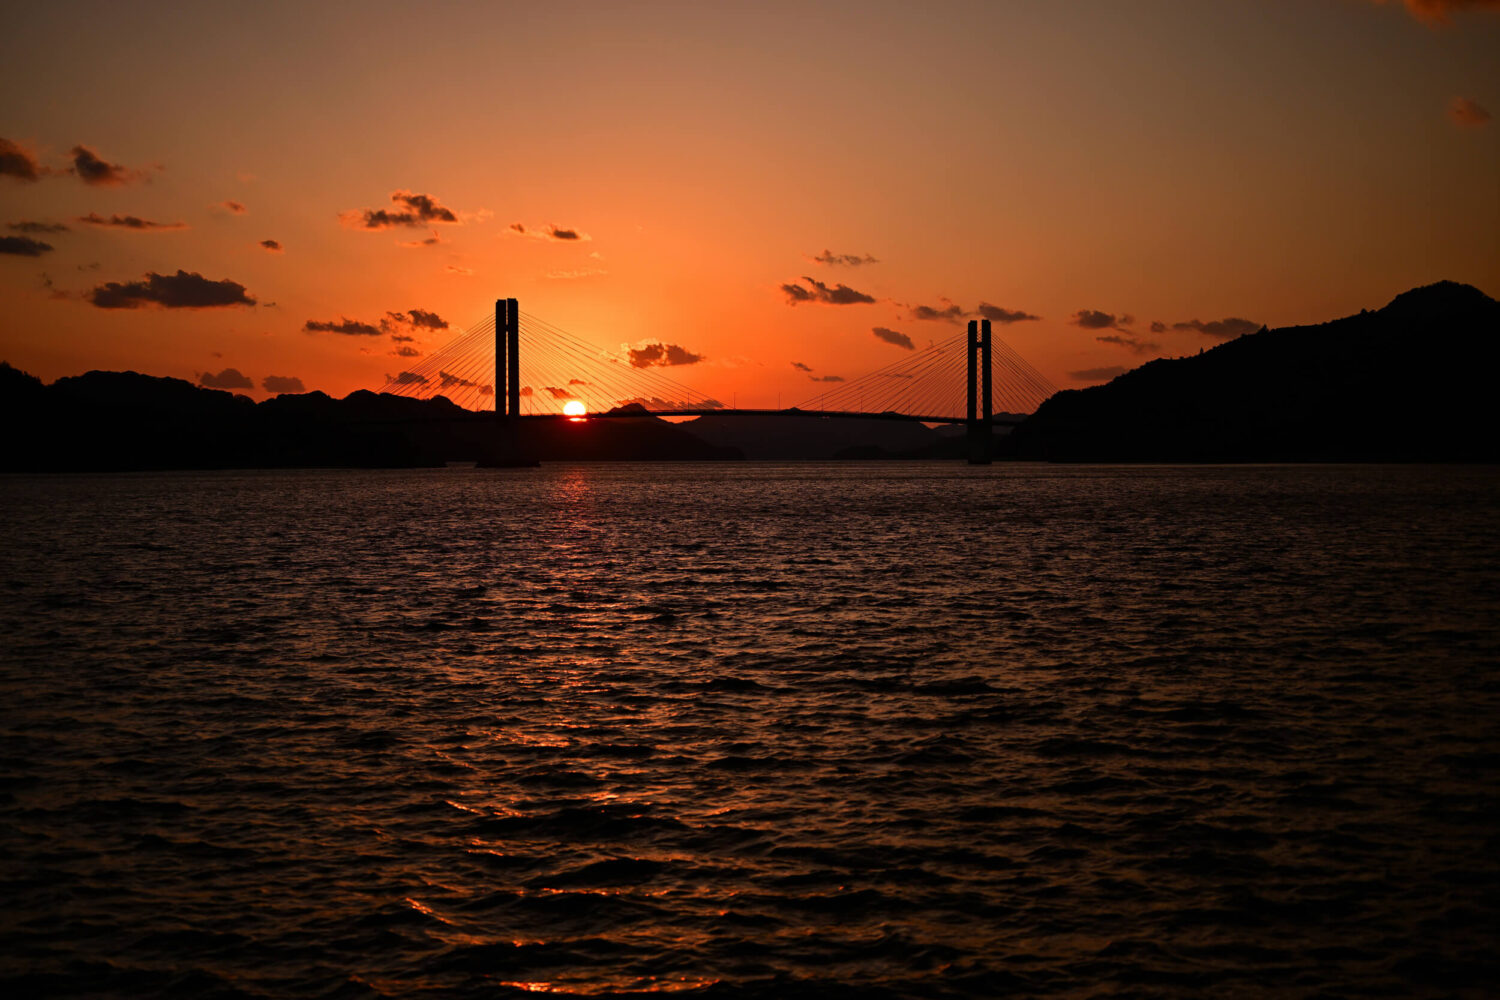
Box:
2;463;1497;998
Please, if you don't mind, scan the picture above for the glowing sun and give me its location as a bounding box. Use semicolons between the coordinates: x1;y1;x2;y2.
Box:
563;400;587;418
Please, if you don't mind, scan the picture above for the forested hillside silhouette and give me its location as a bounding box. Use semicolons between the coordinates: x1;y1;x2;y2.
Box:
1009;282;1500;461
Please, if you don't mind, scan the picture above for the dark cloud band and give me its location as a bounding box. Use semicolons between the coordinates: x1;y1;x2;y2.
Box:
90;270;255;309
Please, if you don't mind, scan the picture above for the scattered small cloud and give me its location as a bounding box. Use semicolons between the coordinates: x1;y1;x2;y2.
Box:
509;222;592;241
438;371;490;392
781;276;876;306
445;264;474;276
9;220;68;234
909;301;965;323
386;371;428;386
1069;365;1128;382
542;386;574;399
221;200;247;214
1172;316;1261;339
262;375;305;393
383;308;447;331
1366;0;1500;25
260;239;283;253
809;374;845;382
390;333;414;343
546;267;608;279
0;138;43;181
200;367;253;390
0;235;53;256
1071;309;1135;332
345;190;460;230
569;378;588;386
872;326;916;350
1096;334;1159;354
811;249;878;266
977;303;1040;324
399;230;444;248
90;270;256;309
791;361;813;372
627;341;704;368
392;345;420;357
1150;320;1167;333
304;317;381;335
71;145;140;186
77;212;186;231
1449;96;1492;126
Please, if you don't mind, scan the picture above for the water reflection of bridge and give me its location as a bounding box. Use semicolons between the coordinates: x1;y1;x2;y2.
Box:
383;298;1055;463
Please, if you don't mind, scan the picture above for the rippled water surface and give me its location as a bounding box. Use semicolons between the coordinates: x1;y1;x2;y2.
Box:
2;463;1499;998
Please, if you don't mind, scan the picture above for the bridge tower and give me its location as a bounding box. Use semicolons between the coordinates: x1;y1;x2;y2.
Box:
494;298;519;415
480;296;536;466
966;318;992;464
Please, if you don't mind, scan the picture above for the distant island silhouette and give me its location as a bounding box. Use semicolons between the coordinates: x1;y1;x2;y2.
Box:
3;281;1495;470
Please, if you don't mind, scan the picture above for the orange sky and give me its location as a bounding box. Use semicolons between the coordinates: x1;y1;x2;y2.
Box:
2;0;1496;411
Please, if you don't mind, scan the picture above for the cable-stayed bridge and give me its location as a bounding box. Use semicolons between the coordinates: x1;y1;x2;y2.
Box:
379;298;1057;462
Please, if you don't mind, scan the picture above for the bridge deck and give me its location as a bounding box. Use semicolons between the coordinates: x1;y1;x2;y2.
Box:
539;408;1026;426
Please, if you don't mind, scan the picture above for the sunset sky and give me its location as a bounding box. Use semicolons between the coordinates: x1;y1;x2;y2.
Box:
2;0;1496;409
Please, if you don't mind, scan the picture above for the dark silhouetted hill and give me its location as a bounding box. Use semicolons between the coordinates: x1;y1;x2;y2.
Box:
0;366;738;470
1008;281;1500;461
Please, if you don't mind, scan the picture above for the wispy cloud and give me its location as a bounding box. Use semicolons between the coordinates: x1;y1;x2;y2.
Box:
1172;316;1261;339
77;212;186;231
438;371;491;393
259;239;283;253
509;222;591;241
8;220;69;234
808;374;845;382
1096;334;1158;354
781;276;876;306
810;249;878;266
304;317;381;335
872;326;915;350
545;268;608;280
221;200;247;214
398;230;444;248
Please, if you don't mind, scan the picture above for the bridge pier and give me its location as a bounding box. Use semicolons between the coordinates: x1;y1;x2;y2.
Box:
479;297;536;466
966;319;992;465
